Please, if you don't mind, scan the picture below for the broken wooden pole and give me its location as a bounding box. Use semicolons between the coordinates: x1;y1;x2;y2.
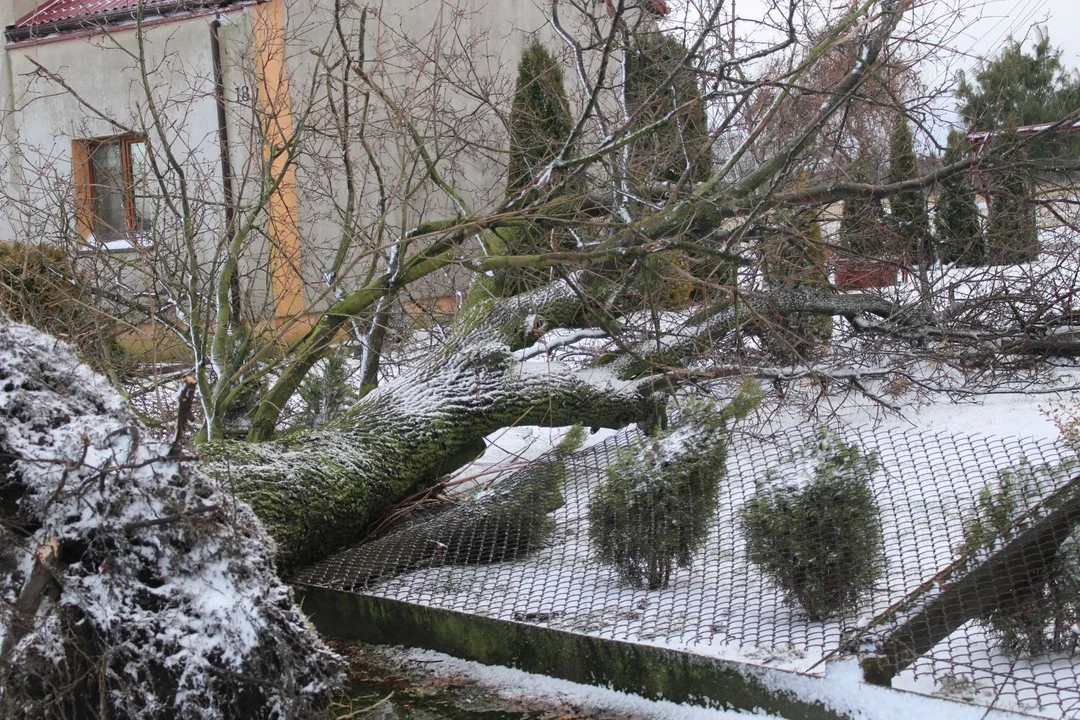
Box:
856;473;1080;686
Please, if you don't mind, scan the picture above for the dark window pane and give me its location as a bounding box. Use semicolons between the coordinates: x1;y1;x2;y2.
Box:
90;141;126;241
129;141;153;234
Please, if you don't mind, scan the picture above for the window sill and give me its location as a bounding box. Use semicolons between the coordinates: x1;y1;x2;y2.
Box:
88;233;151;253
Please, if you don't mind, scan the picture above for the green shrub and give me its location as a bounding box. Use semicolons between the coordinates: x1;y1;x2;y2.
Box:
293;352;359;430
589;396;732;589
741;428;883;620
507;41;574;196
624;31;711;184
960;465;1080;656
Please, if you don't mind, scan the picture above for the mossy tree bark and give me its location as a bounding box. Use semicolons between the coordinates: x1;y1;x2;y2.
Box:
205;284;660;573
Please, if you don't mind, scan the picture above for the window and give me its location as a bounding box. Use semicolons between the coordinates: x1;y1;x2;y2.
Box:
72;135;152;248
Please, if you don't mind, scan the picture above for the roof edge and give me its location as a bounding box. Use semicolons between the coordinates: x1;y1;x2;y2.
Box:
5;0;258;45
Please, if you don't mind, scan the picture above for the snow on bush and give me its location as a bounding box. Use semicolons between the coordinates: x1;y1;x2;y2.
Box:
0;316;343;718
960;461;1080;656
740;428;884;621
588;396;733;589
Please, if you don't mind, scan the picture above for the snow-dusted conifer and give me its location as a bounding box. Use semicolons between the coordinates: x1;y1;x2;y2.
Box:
741;428;883;620
589;385;760;589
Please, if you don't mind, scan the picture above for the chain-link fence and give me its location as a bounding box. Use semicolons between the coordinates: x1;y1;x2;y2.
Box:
295;422;1080;717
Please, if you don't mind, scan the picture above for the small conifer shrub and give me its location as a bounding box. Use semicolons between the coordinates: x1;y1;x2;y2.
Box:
589;386;760;589
293;352;359;430
507;40;574;195
960;464;1080;656
741;428;884;620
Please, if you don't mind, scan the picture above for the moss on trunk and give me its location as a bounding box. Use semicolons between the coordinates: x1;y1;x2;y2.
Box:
205;295;656;572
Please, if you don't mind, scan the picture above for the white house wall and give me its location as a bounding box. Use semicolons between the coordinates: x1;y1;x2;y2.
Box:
276;0;570;308
0;0;642;320
4;16;235;306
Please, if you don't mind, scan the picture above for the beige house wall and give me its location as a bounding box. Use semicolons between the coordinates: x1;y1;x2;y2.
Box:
0;0;639;324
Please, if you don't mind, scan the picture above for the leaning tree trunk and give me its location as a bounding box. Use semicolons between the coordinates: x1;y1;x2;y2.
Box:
203;282;661;573
0;316;342;719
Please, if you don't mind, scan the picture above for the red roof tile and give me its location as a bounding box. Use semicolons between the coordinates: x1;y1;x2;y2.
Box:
13;1;236;30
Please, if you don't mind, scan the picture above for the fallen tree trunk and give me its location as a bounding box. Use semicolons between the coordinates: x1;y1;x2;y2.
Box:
0;316;342;719
856;472;1080;686
204;285;660;573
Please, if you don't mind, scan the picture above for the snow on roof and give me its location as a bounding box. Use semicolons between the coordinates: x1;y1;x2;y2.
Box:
6;0;262;46
966;119;1080;144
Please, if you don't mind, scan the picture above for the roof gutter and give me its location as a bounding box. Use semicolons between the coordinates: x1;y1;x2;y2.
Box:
4;0;259;45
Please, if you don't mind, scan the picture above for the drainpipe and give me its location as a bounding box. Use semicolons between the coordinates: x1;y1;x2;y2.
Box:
210;15;242;324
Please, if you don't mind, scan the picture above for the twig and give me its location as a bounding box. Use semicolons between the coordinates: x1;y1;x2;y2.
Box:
123;504;220;533
336;691;393;719
170;374;197;458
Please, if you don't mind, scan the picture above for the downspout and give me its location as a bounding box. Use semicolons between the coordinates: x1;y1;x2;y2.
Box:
211;15;241;324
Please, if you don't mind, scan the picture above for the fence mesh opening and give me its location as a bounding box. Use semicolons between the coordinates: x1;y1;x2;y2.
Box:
294;423;1080;717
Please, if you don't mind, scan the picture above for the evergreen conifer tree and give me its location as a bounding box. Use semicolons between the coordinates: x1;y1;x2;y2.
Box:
507;41;574;195
888;115;932;263
840;159;884;257
935;131;984;266
624;31;711;185
986;143;1039;264
958;31;1080;164
498;41;576;295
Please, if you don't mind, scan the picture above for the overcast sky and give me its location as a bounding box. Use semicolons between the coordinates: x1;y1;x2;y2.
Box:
667;0;1080;143
947;0;1080;68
